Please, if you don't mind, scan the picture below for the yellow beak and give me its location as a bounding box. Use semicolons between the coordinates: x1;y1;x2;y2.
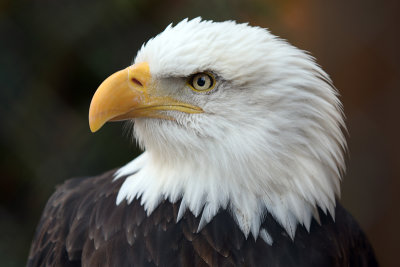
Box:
88;62;203;132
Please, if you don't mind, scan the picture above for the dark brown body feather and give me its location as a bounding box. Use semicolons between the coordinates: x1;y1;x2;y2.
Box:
27;169;378;267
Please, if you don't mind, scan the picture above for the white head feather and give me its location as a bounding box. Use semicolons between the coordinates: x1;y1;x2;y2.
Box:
115;18;346;242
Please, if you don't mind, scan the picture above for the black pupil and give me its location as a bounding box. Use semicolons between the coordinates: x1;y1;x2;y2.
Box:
196;76;206;87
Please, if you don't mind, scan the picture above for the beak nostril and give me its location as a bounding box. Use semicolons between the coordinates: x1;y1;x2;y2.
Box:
131;78;143;87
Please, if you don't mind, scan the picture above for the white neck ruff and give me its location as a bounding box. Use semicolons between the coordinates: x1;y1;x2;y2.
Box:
115;133;340;244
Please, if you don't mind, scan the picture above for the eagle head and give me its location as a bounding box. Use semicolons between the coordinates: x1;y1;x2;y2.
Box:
88;18;346;241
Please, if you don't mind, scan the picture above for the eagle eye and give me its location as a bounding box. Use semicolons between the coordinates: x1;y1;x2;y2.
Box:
188;72;215;92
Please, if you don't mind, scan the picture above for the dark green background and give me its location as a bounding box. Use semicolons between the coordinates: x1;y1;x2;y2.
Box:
1;0;399;266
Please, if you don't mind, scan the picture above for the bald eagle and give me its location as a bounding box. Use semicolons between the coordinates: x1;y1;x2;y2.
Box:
28;18;378;267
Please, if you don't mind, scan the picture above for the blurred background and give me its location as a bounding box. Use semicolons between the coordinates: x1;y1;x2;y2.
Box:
0;0;399;266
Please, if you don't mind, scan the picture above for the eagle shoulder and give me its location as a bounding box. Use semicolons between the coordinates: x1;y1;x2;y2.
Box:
26;169;129;267
27;169;378;267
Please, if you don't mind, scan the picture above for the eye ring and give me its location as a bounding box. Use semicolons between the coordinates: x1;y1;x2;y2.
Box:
188;72;216;92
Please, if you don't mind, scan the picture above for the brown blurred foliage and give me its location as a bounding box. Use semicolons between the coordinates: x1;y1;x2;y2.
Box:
0;0;399;266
